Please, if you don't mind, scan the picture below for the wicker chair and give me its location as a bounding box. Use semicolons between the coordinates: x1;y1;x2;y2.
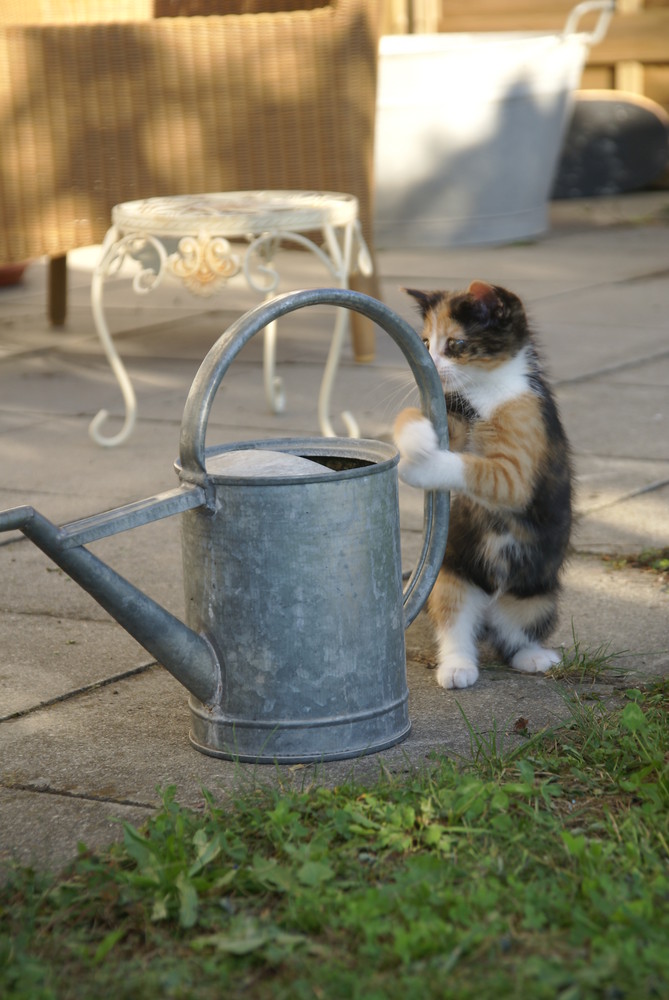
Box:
0;0;381;359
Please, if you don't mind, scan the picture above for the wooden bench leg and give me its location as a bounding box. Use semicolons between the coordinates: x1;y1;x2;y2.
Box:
349;268;379;363
48;254;67;326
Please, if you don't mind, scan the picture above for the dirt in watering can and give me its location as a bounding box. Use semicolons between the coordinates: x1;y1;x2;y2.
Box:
306;456;375;473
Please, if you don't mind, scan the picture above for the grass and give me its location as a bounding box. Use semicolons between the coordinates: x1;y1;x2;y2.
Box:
1;681;668;1000
547;623;629;685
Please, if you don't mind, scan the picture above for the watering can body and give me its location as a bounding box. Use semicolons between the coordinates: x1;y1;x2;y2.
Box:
182;438;408;761
0;289;449;763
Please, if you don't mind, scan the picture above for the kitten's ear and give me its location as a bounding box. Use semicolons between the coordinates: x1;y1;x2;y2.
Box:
467;280;500;310
403;287;443;318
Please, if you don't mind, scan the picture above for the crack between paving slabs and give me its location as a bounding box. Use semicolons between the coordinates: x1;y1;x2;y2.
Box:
0;661;157;724
0;780;156;811
555;345;669;387
578;477;669;515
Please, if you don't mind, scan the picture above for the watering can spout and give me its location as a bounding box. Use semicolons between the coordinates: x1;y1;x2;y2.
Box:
0;504;221;706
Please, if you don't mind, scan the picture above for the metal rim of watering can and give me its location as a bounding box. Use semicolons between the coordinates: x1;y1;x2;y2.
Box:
175;437;399;488
178;287;449;627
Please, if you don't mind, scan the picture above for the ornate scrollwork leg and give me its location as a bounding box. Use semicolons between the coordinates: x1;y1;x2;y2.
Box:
89;231;167;447
242;228;366;436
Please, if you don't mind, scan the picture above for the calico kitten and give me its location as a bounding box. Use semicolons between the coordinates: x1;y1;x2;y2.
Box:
394;280;572;690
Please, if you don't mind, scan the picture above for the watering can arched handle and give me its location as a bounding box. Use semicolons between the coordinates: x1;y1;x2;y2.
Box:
179;287;449;627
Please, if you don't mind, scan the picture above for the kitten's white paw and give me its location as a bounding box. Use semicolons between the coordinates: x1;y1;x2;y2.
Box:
436;655;479;690
510;645;561;674
393;409;462;491
397;457;440;490
394;414;439;463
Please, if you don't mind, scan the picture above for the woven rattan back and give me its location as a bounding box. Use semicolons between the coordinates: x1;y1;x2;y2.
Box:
0;1;381;266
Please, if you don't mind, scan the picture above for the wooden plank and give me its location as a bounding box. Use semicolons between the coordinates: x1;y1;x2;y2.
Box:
439;0;573;15
588;13;669;63
435;11;669;63
645;64;669;110
615;60;646;94
581;65;615;89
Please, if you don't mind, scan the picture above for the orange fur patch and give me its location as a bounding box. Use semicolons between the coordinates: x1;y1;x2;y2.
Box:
393;407;424;437
463;394;546;508
428;568;467;627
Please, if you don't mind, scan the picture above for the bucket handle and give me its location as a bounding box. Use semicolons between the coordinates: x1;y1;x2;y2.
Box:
178;287;449;626
563;1;614;46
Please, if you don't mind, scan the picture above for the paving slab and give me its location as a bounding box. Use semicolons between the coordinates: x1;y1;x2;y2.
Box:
558;381;668;461
0;613;152;720
0;787;153;872
574;484;669;555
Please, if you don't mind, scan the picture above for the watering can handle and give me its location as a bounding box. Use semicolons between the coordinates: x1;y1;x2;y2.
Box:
563;1;614;46
179;287;449;626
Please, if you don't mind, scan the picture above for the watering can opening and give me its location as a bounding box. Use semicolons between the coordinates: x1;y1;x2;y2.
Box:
180;437;394;487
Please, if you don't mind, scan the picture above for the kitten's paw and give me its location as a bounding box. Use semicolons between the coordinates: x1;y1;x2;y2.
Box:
397;457;440;490
510;645;561;674
436;656;479;690
393;409;439;462
394;409;449;490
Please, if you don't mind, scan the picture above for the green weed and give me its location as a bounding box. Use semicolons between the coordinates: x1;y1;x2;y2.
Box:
604;546;669;588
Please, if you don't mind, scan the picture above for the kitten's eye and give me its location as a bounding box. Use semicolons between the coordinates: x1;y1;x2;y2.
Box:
446;338;467;357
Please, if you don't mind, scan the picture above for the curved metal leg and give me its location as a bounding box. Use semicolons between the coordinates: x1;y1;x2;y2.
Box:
317;219;361;438
263;315;286;415
89;234;137;447
89;232;166;447
244;226;371;437
317;305;360;438
89;271;138;447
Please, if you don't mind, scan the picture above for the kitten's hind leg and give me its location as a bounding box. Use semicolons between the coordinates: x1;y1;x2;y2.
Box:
487;592;561;674
429;572;489;689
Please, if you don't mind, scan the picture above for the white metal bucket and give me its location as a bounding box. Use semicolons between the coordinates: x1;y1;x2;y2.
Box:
373;2;613;247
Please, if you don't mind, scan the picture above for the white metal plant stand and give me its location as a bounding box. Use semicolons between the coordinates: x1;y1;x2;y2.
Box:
90;191;373;446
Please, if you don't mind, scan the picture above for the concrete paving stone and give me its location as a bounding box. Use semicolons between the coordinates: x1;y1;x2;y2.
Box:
0;351;191;417
0;411;49;439
558;554;668;677
0;329;410;450
0;666;252;809
536;318;669;388
573;455;669;512
377;220;669;288
557;381;668;461
602;356;669;388
0;516;185;620
573;484;669;555
0;613;152;720
539;274;669;329
0;787;153;874
1;415;185;509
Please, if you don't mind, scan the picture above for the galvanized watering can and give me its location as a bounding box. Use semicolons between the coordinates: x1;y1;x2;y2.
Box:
0;289;449;762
